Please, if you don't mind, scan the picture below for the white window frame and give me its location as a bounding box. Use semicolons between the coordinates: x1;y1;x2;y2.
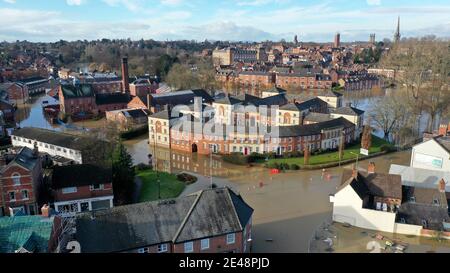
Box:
21;190;29;200
138;247;150;253
200;239;210;250
9;191;16;201
184;241;193;253
226;233;236;245
89;184;104;191
157;243;168;253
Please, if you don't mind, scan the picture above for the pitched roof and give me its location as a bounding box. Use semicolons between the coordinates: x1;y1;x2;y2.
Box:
303;112;333;123
331;106;365;116
0;216;53;253
318;90;343;98
264;86;287;94
11;127;107;153
73;187;253;252
150;90;213;107
95;93;131;105
434;136;450;153
341;169;403;199
277;117;354;137
397;203;449;230
51;164;112;189
7;147;39;171
214;95;242;105
60;84;94;99
280;98;326;112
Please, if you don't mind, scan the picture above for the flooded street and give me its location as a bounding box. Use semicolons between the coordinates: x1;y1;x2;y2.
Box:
19;92;418;253
125;134;412;252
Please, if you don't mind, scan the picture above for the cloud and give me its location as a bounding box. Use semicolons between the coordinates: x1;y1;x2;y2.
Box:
160;0;183;6
366;0;381;6
102;0;143;12
3;0;16;3
66;0;86;5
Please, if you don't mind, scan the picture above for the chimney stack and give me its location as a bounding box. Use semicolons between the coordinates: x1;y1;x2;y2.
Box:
439;179;446;193
368;162;376;174
41;204;50;217
121;57;130;94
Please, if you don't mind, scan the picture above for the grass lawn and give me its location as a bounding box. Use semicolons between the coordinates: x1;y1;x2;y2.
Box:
137;170;186;202
266;135;392;167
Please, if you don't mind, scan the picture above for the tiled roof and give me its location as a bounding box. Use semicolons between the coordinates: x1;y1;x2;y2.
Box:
95;93;131;105
51;164;112;189
73;187;253;252
331;106;365;116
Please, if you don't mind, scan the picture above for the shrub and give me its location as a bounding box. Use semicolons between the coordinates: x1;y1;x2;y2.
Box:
380;144;395;152
135;163;152;171
176;173;198;185
120;126;148;140
279;163;290;171
290;164;300;170
222;153;250;165
266;162;280;170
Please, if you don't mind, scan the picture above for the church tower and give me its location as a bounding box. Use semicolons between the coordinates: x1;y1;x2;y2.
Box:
394;16;401;43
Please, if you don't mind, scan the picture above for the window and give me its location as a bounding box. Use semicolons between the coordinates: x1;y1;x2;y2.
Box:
157;244;168;253
226;233;235;245
200;239;209;250
433;198;439;206
21;190;29;200
12;173;20;185
409;196;416;203
9;191;15;201
90;184;104;191
421;220;428;228
138;247;150;253
62;187;77;194
184;241;193;253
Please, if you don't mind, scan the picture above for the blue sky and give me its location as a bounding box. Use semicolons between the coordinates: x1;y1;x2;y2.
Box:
0;0;449;42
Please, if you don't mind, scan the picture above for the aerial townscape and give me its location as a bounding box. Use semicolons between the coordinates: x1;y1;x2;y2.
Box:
0;0;449;259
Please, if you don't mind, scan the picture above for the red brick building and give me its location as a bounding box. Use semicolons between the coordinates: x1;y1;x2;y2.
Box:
50;164;114;215
129;78;159;97
0;82;29;104
0;147;42;216
238;71;275;88
59;84;96;116
276;73;332;90
52;187;253;253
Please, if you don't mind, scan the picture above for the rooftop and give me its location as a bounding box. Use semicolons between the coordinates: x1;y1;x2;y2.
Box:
73;187;253;253
60;84;94;99
51;164;112;189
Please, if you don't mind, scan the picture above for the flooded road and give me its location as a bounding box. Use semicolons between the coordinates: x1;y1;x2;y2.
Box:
125;135;412;252
19;92;416;253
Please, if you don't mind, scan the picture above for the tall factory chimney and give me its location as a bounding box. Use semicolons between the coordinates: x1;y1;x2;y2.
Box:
121;57;130;93
334;32;341;48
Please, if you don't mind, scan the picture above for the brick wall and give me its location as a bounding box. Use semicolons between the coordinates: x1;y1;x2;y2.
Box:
54;183;113;202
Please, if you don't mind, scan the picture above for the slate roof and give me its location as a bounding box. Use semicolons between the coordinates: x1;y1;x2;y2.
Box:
214;95;242;105
280;98;326;112
0;216;53;253
7;147;39;171
277;117;354;137
331;106;365;116
150;89;213;107
435;136;450;153
95;93;131;105
60;84;94;99
51;164;112;189
304;112;333;123
318;90;343;98
11;127;106;152
341;169;403;200
73;187;253;253
264;86;287;94
123;108;150;119
396;203;449;231
149;110;181;120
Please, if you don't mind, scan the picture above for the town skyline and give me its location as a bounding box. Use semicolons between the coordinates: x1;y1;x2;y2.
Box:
0;0;449;42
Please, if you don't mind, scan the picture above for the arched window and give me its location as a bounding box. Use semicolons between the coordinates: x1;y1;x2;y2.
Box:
12;173;21;185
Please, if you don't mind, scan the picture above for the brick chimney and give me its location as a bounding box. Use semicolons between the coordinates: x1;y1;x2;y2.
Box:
368;162;376;174
439;179;446;193
352;165;358;180
121;57;130;93
146;94;152;110
41;204;50;217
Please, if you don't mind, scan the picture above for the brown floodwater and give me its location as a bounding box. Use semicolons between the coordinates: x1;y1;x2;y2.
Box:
124;136;412;253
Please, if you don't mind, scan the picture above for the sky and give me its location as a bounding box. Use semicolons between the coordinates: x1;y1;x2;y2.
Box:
0;0;449;42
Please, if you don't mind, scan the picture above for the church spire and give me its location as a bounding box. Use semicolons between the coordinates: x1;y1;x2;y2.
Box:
394;16;401;43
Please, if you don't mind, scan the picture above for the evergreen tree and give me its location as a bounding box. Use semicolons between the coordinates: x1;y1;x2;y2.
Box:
112;141;135;205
